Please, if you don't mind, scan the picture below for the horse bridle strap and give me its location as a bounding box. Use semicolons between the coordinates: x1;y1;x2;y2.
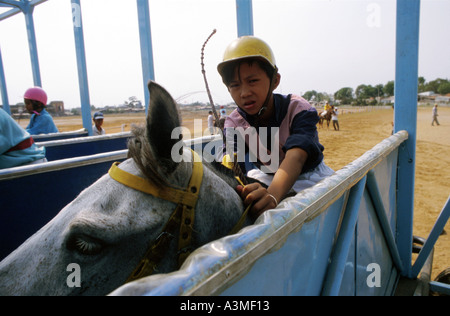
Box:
108;150;203;283
108;153;203;209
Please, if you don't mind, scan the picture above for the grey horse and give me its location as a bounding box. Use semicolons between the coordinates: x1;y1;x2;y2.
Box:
0;82;251;296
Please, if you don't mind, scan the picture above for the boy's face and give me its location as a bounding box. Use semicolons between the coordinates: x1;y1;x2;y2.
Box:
227;62;273;116
94;119;104;128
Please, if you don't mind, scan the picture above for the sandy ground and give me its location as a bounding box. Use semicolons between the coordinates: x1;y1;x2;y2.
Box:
19;106;449;280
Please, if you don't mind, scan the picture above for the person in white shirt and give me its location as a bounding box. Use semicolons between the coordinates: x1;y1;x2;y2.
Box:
207;111;215;135
332;107;340;131
92;112;106;136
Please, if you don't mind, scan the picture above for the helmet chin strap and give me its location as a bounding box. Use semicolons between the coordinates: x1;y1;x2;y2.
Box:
257;106;267;117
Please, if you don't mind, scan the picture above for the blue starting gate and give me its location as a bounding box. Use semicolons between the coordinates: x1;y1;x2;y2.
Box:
0;0;449;296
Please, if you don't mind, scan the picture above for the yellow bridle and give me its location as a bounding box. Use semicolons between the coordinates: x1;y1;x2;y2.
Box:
108;150;203;283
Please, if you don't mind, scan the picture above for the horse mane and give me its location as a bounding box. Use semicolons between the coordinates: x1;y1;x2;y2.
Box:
128;123;270;196
127;124;171;188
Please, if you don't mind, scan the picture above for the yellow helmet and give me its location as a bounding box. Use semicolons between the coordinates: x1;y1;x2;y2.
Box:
217;36;277;77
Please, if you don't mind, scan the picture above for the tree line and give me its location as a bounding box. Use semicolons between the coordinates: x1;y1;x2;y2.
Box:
303;77;450;106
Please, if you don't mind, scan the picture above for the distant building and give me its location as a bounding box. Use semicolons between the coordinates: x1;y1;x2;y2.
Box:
381;96;395;105
48;101;65;115
435;95;450;104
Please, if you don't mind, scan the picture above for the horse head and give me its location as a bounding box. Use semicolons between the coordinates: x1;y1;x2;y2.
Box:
0;82;248;296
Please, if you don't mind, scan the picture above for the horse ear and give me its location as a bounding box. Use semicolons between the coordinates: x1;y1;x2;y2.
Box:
146;81;182;173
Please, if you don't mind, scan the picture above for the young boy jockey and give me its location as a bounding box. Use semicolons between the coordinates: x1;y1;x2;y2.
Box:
217;36;333;217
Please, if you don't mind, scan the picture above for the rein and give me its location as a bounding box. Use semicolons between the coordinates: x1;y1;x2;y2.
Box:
108;149;249;283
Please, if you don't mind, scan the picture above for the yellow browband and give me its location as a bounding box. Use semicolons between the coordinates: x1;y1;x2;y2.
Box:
108;150;203;209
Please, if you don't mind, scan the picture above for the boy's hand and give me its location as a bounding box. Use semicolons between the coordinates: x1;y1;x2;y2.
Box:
236;183;278;219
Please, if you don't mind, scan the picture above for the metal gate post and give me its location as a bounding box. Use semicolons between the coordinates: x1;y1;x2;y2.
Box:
23;3;42;87
136;0;155;114
71;0;93;136
0;46;10;114
236;0;254;37
394;0;421;278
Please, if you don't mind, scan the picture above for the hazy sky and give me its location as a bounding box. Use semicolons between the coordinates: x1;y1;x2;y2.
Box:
1;0;449;109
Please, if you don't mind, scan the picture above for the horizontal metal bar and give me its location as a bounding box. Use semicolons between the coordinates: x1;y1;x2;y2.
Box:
37;132;132;148
0;0;23;9
0;149;128;181
0;7;20;21
0;0;47;20
429;281;450;296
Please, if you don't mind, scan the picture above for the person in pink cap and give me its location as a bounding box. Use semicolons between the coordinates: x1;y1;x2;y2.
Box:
24;87;59;135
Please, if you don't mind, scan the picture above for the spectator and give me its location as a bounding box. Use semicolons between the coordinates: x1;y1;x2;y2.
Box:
92;112;106;136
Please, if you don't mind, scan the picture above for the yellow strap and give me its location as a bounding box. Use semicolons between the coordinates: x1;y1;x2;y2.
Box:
222;154;246;186
108;150;203;209
222;154;251;234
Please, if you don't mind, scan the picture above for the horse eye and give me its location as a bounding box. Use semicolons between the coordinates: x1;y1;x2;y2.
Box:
68;235;104;256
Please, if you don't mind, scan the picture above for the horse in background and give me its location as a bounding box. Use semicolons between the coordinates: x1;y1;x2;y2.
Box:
0;82;252;296
318;109;333;130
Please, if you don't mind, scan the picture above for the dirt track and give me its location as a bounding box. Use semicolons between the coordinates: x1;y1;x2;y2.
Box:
22;106;450;280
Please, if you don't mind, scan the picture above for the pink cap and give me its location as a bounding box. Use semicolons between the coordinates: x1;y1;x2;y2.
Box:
24;87;48;105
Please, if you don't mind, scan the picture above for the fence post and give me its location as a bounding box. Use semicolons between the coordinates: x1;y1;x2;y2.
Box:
71;0;93;136
136;0;155;114
0;46;10;114
394;0;421;277
236;0;254;37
